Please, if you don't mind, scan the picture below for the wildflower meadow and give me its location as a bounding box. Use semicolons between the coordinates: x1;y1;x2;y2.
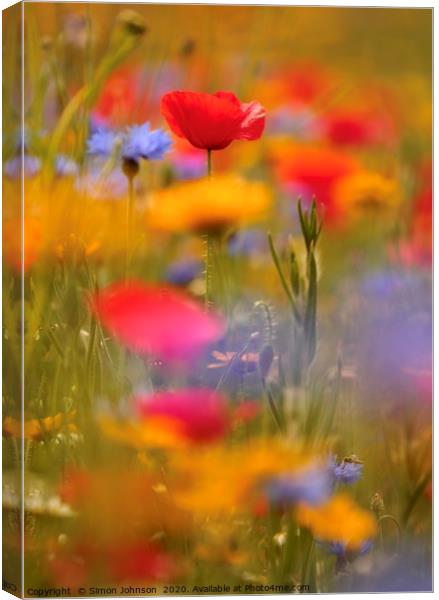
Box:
2;3;432;596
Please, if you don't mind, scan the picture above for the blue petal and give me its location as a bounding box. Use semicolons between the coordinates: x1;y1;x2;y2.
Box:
4;155;41;179
55;155;79;177
123;123;172;161
87;129;118;157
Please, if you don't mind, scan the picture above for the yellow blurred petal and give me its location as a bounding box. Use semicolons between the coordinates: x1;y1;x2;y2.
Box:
99;415;190;449
295;494;377;550
147;175;272;234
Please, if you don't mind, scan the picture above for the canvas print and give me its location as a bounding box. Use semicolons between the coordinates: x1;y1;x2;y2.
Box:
2;2;432;597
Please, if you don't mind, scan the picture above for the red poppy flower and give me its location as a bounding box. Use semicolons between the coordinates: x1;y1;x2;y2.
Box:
108;543;178;583
234;400;262;424
48;553;87;588
59;469;92;506
274;146;359;218
160;90;266;150
283;62;331;105
391;161;432;267
322;110;395;147
135;389;230;444
92;67;150;127
90;281;223;360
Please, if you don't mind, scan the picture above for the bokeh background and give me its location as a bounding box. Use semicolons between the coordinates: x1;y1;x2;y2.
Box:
2;3;432;596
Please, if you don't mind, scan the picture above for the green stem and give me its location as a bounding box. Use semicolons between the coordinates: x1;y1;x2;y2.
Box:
125;176;135;278
204;149;213;310
267;232;302;324
378;514;402;549
262;378;285;434
203;233;214;311
402;470;432;527
207;149;212;177
43;34;138;179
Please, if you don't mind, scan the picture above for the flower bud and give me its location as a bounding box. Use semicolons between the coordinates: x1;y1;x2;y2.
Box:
370;492;385;516
117;9;147;36
122;157;140;180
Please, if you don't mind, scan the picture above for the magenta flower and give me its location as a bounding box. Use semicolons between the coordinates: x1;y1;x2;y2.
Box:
135;389;230;444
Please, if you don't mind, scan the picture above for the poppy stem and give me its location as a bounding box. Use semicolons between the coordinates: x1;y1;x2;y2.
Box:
207;149;212;177
125;175;135;278
204;149;213;310
203;233;214;311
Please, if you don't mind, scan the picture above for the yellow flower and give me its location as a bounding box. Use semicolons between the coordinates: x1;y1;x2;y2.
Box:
3;411;77;439
99;415;190;449
194;520;249;566
295;494;377;550
332;171;401;221
170;440;322;515
21;177;148;264
147;175;272;234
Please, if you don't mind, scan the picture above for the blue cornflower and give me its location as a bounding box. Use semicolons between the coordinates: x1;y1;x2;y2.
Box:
322;540;373;557
228;229;267;256
87;122;172;167
87;129;119;157
55;155;79;177
165;259;204;286
122;123;172;161
4;128;45;180
318;540;373;575
265;466;331;507
360;269;424;304
4;155;41;179
330;456;363;485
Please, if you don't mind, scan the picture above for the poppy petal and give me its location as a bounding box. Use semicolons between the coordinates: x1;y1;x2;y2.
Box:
90;281;224;360
237;101;266;140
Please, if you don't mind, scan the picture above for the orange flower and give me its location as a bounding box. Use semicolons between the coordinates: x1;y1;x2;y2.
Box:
295;494;377;550
3;217;43;272
3;411;77;440
332;171;400;222
147;175;272;234
273;145;359;220
58;468;192;541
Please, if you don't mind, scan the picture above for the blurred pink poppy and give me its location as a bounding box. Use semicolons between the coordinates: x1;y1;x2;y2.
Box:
135;388;230;443
90;281;223;360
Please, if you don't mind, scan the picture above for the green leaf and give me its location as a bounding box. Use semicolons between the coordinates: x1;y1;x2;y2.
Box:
304;251;318;364
289;250;300;297
267;233;302;324
297;198;311;251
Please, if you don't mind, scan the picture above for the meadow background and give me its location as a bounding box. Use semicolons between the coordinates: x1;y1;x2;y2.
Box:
2;3;432;596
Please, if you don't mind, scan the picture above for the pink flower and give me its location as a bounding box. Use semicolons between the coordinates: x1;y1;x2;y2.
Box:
135;389;230;443
90;281;223;360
